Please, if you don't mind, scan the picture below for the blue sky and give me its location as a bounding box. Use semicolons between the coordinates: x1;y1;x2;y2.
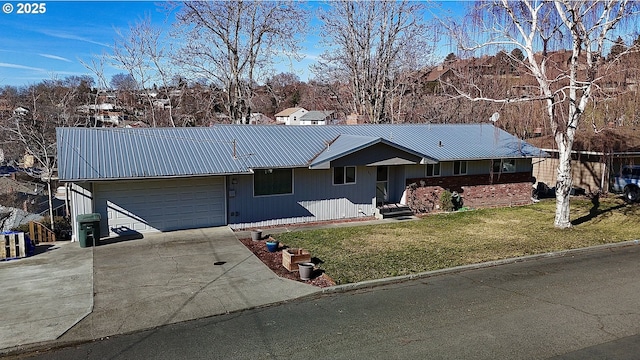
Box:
0;1;464;88
1;1;172;87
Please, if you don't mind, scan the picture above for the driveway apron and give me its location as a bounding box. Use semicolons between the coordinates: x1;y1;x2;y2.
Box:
0;242;93;350
59;226;319;342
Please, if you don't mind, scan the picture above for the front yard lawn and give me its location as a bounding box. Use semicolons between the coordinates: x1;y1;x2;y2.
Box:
274;196;640;285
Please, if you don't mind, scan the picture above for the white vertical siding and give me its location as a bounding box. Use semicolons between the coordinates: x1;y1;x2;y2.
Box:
69;183;94;241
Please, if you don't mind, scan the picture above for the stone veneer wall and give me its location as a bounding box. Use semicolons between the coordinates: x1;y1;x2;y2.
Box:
406;172;534;213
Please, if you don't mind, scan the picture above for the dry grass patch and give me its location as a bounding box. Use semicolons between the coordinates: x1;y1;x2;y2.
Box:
274;196;640;285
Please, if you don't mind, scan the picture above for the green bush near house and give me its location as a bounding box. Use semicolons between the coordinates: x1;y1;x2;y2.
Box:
439;190;455;212
439;190;463;212
275;196;640;285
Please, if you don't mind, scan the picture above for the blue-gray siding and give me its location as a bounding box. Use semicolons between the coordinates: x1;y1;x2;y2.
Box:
228;167;376;229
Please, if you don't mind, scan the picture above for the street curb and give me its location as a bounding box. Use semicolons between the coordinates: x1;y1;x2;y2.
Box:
319;239;640;294
3;239;638;358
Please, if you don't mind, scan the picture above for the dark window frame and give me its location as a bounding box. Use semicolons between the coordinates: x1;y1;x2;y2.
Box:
253;168;293;197
453;161;467;175
426;163;440;177
333;166;356;185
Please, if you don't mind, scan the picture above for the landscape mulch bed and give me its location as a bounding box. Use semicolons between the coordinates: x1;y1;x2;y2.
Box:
239;237;336;288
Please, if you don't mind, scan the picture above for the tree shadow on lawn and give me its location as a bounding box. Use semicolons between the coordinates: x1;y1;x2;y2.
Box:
571;195;631;226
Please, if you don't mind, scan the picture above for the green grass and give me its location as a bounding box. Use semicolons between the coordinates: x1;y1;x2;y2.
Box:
274;196;640;285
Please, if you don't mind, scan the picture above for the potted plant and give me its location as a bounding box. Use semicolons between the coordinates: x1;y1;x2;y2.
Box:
266;238;279;252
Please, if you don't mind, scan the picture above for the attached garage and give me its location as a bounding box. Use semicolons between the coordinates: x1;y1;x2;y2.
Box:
93;177;226;237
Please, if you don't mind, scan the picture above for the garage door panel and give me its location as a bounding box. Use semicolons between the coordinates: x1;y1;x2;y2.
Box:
94;177;226;237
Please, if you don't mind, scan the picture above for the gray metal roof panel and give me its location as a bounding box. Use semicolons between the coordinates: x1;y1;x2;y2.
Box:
309;134;439;168
57;127;248;181
310;134;379;167
57;124;547;181
299;110;333;121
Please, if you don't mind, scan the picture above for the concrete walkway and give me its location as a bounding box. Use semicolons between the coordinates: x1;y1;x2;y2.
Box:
0;242;93;350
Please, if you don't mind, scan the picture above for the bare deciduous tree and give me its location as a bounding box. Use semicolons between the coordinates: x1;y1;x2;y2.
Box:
113;15;178;127
446;0;638;228
2;78;90;229
314;0;435;123
116;16;177;127
172;1;307;123
265;72;302;111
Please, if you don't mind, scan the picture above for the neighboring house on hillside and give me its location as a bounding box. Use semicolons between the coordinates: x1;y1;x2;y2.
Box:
299;111;333;125
153;98;171;110
13;107;29;117
275;107;308;125
0;177;40;196
78;103;125;126
529;129;640;194
0;176;65;217
57;124;546;241
243;113;271;125
422;66;455;93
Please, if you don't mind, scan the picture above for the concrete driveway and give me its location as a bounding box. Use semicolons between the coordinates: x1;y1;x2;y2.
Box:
60;226;320;342
0;241;93;350
1;226;319;353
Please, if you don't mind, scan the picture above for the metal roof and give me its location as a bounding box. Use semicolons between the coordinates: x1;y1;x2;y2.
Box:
56;124;547;181
274;107;305;117
299;110;333;122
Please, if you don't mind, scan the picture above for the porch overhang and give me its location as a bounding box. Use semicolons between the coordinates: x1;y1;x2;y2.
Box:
309;134;437;169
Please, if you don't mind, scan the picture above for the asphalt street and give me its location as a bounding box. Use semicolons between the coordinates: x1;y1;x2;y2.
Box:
11;244;640;360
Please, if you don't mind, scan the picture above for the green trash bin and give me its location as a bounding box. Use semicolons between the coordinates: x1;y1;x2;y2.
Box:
76;213;101;248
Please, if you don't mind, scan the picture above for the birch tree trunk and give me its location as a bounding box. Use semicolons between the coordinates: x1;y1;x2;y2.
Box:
444;0;637;228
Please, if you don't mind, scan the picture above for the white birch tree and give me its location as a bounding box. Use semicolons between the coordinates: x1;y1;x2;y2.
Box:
446;0;638;228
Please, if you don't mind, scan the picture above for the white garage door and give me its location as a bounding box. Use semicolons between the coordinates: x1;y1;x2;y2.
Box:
94;177;226;237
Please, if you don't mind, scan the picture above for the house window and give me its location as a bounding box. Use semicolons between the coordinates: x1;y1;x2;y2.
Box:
426;163;440;177
492;159;516;173
453;161;467;175
254;168;293;196
502;159;515;172
334;166;356;185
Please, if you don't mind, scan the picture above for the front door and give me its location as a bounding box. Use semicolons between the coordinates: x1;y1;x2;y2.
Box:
376;166;388;206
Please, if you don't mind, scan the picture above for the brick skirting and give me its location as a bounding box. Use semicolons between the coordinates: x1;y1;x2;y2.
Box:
406;172;534;213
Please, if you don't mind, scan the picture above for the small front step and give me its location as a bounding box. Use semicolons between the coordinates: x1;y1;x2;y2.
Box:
374;204;414;219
